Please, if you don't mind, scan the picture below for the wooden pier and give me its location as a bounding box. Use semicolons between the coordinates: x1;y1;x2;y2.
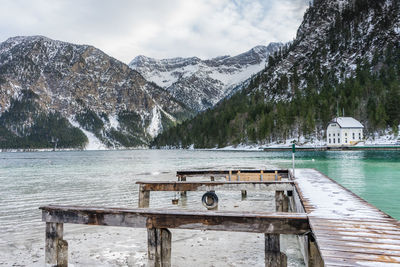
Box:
293;168;400;266
39;168;400;266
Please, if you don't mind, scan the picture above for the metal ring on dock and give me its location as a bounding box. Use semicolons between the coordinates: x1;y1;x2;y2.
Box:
202;191;218;209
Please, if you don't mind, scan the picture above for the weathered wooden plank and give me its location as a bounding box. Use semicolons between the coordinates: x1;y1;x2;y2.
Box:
315;243;400;256
40;205;310;234
315;239;400;251
310;218;400;228
136;181;294;192
320;249;400;263
313;233;400;245
45;222;68;267
228;173;282;181
176;169;289;176
313;220;400;234
148;228;171;267
312;229;400;240
323;256;400;266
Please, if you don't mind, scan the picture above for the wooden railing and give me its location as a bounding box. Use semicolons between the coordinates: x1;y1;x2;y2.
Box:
40;205;309;267
136;180;294;209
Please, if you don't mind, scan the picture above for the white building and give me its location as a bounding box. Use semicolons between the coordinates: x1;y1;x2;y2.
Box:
326;117;364;146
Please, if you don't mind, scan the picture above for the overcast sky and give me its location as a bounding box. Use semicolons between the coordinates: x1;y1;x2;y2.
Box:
0;0;309;63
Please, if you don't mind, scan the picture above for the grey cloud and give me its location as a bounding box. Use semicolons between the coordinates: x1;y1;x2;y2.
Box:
0;0;308;63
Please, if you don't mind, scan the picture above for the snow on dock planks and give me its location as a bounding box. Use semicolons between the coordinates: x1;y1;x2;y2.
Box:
294;168;400;266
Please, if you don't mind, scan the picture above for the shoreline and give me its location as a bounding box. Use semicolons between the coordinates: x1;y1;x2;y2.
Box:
2;144;400;153
263;145;400;152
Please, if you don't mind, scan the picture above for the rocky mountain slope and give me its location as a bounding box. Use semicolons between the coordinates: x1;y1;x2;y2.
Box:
0;36;191;149
153;0;400;148
129;43;281;111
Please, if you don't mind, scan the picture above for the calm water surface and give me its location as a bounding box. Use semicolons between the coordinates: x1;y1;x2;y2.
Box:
0;149;399;266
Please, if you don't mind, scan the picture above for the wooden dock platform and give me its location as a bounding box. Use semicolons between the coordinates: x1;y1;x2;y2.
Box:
39;168;400;266
294;168;400;266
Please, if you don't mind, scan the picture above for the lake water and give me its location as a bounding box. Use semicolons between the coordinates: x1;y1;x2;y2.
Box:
0;149;399;266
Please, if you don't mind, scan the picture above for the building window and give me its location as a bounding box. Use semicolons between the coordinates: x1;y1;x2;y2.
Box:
338;138;340;143
359;133;361;140
345;133;347;136
329;133;331;137
333;133;335;137
338;133;340;137
333;139;335;143
345;138;347;143
353;132;355;139
329;139;331;144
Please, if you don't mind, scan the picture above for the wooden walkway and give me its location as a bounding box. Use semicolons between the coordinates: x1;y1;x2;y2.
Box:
295;169;400;266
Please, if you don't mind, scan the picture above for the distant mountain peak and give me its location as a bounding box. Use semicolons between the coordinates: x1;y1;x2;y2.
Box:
129;43;282;111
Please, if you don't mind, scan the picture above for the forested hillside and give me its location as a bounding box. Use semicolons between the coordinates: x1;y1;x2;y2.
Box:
153;0;400;148
0;36;191;149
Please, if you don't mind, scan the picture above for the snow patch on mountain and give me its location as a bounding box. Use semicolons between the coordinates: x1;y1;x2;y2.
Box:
147;106;162;138
68;118;107;150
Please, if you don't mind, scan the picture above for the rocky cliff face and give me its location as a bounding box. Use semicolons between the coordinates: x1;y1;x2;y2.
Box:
259;0;400;98
129;43;282;111
0;36;191;149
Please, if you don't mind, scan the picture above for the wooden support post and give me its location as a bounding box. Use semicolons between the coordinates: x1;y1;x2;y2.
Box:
241;190;247;200
139;185;150;208
275;170;278;181
260;170;264;181
287;191;294;212
228;170;232;181
237;170;241;181
148;228;171;267
275;191;288;212
180;176;187;197
308;234;323;267
45;222;68;267
265;234;287;267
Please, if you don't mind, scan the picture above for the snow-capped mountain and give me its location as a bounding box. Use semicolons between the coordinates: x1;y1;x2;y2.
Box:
129;43;282;111
152;0;400;148
0;36;191;149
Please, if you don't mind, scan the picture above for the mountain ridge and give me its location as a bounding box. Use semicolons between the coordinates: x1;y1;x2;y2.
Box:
129;42;282;111
0;35;192;149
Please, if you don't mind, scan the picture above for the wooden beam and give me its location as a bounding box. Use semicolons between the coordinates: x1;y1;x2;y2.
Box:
176;170;289;176
136;181;294;192
45;222;68;267
148;228;171;267
40;205;310;235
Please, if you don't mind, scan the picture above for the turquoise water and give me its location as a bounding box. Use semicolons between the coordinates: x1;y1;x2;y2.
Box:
275;150;400;220
0;149;399;266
